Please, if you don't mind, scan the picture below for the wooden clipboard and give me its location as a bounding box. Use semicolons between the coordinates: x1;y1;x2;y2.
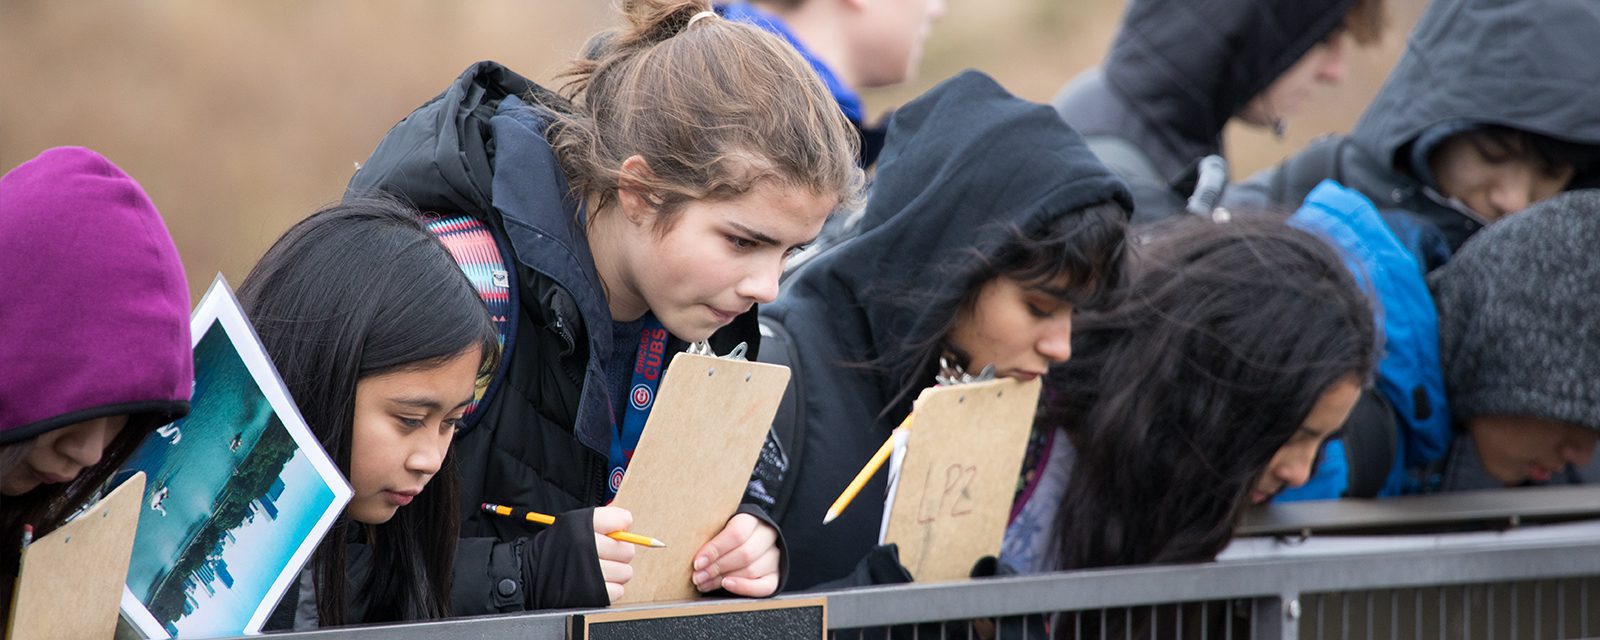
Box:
6;472;146;640
882;378;1042;582
609;352;790;604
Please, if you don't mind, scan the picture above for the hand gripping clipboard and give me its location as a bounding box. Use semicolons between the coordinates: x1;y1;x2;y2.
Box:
881;378;1042;582
7;472;146;640
609;344;790;604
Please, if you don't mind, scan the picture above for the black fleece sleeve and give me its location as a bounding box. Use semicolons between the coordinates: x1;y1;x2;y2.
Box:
524;507;610;610
450;508;609;615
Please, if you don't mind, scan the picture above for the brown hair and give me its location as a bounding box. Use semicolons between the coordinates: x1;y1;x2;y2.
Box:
1343;0;1387;46
548;0;862;230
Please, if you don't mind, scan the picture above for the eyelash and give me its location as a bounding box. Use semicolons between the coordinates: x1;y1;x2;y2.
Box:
727;235;757;251
1026;303;1053;319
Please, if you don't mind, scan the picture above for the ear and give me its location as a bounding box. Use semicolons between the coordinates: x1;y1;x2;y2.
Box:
616;155;661;228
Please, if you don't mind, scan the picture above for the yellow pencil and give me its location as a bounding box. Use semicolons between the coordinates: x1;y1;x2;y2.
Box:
480;502;667;548
822;414;914;524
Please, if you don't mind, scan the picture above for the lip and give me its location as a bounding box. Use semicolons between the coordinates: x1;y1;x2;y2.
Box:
34;468;77;485
706;305;745;325
1528;465;1554;483
1249;489;1271;505
383;489;421;507
1009;370;1046;382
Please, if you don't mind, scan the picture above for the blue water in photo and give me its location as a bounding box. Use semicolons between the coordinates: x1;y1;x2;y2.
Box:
119;320;338;636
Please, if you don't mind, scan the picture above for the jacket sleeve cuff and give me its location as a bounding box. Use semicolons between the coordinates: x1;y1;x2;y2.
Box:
524;507;610;610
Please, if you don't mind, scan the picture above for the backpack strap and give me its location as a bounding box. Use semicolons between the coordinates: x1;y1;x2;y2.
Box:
753;317;806;520
1270;136;1351;206
1340;389;1399;498
426;215;517;431
1084;135;1166;190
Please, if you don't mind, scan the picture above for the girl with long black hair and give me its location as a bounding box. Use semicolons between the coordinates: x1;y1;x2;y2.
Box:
241;199;518;627
1002;215;1376;582
1000;215;1374;638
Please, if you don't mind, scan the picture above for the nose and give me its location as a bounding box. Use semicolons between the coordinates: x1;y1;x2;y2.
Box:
735;260;782;304
58;420;118;468
1275;450;1317;489
406;437;447;477
928;0;947;20
1036;317;1073;364
1316;37;1349;85
1487;173;1536;218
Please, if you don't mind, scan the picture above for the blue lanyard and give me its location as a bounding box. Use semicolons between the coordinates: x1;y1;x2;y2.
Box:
606;315;669;501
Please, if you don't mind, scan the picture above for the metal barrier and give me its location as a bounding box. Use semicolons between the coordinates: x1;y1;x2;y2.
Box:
254;524;1600;640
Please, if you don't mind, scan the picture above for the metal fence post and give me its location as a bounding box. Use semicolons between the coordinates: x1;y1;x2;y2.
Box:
1251;593;1299;640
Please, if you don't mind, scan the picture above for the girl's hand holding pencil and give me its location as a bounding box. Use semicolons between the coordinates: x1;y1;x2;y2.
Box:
480;502;659;603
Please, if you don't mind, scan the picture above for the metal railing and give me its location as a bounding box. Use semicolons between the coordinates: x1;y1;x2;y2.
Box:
253;522;1600;640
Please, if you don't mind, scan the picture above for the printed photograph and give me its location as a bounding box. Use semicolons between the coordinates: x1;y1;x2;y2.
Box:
116;280;349;638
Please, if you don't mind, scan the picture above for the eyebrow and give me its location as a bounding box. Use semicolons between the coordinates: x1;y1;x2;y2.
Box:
389;395;474;412
729;222;816;249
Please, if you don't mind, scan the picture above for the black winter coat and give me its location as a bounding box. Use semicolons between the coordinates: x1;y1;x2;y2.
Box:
1051;0;1355;222
762;71;1131;590
347;61;771;611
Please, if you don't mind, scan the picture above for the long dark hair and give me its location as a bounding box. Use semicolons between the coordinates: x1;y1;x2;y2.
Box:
1047;215;1375;572
876;201;1129;419
237;199;498;625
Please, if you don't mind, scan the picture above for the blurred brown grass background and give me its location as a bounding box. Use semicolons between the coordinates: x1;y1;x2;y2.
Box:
1;0;1423;300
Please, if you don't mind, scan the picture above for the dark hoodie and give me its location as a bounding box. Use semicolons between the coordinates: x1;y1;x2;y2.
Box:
1052;0;1354;220
1229;0;1600;259
763;71;1130;590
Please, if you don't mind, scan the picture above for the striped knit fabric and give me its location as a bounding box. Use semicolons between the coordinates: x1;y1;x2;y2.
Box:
426;215;512;417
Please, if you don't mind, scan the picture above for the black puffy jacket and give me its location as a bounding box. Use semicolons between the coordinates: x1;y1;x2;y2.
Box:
347;61;769;612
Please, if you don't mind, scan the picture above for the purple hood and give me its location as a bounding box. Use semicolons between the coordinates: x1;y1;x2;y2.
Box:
0;147;193;443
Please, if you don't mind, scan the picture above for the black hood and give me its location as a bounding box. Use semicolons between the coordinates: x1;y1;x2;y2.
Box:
1096;0;1353;171
1352;0;1600;171
770;70;1130;400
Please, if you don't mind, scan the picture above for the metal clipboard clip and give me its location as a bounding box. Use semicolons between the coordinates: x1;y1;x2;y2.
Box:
685;340;749;361
935;354;996;386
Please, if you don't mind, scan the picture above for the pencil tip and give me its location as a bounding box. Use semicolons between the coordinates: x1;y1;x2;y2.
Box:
651;540;667;548
822;511;838;525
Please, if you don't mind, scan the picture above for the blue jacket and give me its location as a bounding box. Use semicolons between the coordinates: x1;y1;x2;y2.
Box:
1277;181;1453;500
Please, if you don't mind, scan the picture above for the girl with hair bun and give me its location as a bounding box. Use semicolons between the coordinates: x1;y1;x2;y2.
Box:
350;0;861;603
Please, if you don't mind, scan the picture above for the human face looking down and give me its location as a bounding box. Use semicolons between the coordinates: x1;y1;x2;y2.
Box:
1;415;128;496
345;349;477;525
947;276;1076;383
1250;375;1362;504
599;157;835;342
1429;134;1575;222
1468;415;1597;486
1237;32;1349;130
843;0;947;89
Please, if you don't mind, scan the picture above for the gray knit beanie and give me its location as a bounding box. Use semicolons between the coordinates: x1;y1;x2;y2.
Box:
1429;190;1600;432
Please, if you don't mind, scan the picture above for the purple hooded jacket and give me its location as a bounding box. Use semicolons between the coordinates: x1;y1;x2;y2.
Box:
0;147;193;444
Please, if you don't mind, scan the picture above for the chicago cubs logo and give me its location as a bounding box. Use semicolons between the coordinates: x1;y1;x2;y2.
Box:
609;468;625;492
630;383;654;410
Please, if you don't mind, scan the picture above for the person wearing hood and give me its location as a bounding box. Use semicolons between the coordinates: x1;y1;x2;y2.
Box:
760;70;1131;590
720;0;946;168
1054;0;1385;222
0;147;193;618
1228;0;1600;269
1431;191;1600;491
347;0;862;604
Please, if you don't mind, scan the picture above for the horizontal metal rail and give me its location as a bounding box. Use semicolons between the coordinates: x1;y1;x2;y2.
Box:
250;532;1600;639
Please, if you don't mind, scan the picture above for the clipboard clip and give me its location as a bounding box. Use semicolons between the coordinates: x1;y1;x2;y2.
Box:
935;354;996;386
686;340;749;361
